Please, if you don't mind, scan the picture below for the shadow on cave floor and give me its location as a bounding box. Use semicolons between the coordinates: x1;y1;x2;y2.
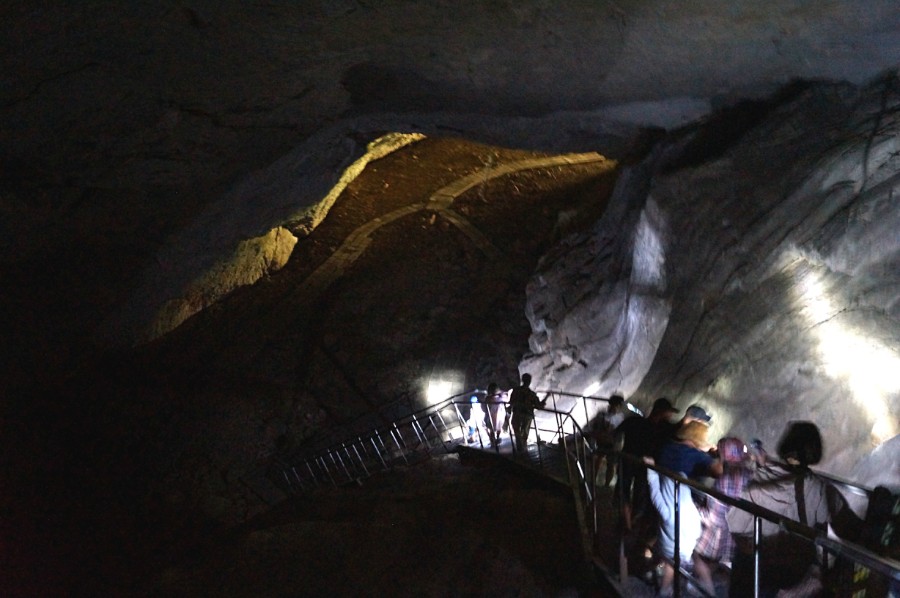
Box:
143;451;606;597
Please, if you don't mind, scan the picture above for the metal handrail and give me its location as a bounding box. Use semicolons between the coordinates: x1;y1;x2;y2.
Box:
278;389;508;491
275;387;610;491
518;397;896;597
273;390;895;596
639;456;899;595
562;446;899;597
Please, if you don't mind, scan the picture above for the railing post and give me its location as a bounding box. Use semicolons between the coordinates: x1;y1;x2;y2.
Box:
369;436;388;469
617;452;629;583
374;429;390;460
291;466;306;492
433;409;451;439
452;402;468;441
674;477;681;598
332;449;352;483
592;448;600;538
426;414;441;446
753;515;762;598
349;442;369;478
410;414;431;453
357;435;374;463
317;455;336;486
390;424;410;464
306;461;320;487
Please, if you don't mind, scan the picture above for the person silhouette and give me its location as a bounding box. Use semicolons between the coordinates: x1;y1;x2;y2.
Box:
481;382;506;447
508;373;546;453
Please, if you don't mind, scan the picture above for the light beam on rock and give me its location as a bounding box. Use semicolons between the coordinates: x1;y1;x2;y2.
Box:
797;265;899;445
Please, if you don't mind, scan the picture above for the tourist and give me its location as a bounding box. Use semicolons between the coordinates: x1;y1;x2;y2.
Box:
661;403;714;447
615;397;680;532
507;373;546;454
460;393;480;443
589;394;630;486
481;382;506;447
726;421;859;597
649;420;722;597
692;436;754;596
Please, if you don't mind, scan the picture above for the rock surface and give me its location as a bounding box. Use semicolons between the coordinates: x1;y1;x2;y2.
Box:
3;2;900;594
524;79;900;478
5;1;900;382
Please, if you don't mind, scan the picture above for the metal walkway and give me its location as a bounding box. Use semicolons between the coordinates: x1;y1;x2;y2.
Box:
270;390;900;598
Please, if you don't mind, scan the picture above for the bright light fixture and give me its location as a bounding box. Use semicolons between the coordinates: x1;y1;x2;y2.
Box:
425;378;454;405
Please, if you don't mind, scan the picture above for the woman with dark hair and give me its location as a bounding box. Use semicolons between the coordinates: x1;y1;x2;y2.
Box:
726;421;857;597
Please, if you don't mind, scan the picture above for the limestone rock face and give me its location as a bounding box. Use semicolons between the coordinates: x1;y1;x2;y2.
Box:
143;226;299;344
524;80;900;478
5;3;900;593
4;0;900;373
97;132;426;345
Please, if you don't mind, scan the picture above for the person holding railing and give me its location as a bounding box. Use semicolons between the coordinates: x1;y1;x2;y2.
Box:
725;421;859;598
507;373;546;454
616;397;680;533
647;420;723;597
692;436;757;596
586;395;629;486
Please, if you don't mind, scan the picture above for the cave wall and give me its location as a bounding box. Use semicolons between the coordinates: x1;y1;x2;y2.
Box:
4;1;900;379
524;78;900;481
3;7;900;593
2;0;900;546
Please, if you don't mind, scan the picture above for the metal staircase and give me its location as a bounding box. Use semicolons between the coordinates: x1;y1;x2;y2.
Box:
269;390;900;597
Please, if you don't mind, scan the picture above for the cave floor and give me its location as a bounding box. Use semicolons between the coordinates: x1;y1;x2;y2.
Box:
144;451;603;597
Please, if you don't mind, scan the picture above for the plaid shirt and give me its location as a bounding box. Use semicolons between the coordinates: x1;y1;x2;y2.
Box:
695;464;752;560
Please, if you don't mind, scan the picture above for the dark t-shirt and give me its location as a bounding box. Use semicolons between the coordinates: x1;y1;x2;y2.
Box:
616;416;655;457
509;385;540;413
659;420;680;445
658;441;714;480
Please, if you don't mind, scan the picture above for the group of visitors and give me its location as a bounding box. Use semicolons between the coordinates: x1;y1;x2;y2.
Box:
458;381;893;596
465;374;545;451
602;397;862;597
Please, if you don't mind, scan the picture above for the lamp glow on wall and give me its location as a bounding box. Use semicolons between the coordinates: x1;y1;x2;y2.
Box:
796;264;899;445
425;377;455;406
